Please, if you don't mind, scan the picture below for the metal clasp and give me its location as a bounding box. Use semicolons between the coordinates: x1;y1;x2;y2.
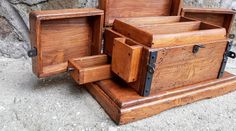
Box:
225;51;236;59
27;48;37;57
193;44;205;54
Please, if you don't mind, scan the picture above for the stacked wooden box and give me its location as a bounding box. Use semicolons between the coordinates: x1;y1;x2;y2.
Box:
28;0;236;125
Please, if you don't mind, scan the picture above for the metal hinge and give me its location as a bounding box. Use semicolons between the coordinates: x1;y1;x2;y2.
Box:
218;38;236;78
27;47;37;57
143;51;158;97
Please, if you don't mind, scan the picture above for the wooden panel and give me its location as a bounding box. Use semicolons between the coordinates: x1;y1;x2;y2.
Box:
182;8;235;36
113;19;153;46
112;38;143;82
41;17;92;67
69;55;112;84
29;8;104;78
150;40;228;94
104;28;124;56
87;73;236;125
99;0;182;26
116;16;181;27
140;21;201;34
152;27;226;48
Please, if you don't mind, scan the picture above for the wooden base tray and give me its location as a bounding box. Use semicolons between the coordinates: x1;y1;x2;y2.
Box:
86;72;236;125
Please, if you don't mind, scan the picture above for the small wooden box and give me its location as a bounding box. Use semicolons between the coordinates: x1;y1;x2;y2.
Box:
29;8;104;78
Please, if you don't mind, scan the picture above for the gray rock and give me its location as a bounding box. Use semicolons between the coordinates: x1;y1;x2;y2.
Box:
0;17;17;40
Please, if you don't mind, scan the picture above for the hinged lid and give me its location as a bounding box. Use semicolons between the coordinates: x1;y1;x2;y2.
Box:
29;8;104;78
99;0;183;26
181;8;236;36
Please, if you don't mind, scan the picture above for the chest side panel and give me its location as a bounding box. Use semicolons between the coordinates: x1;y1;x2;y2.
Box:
150;40;227;94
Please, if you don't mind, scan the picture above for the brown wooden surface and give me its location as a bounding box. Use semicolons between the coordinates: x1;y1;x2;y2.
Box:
112;38;143;82
99;0;183;26
150;40;228;94
86;73;236;125
104;29;124;56
181;8;235;36
68;55;112;85
113;17;226;48
29;8;104;78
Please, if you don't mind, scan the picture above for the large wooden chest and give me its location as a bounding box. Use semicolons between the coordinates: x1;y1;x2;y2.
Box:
102;0;236;96
28;0;236;125
106;17;232;96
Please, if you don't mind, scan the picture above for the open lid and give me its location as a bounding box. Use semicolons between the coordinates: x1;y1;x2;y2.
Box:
99;0;183;26
29;8;104;78
182;8;236;36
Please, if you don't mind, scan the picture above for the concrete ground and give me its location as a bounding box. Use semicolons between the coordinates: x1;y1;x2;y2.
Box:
0;48;236;131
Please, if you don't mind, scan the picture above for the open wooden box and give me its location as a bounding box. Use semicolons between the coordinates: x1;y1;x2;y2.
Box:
29;8;104;77
29;0;236;125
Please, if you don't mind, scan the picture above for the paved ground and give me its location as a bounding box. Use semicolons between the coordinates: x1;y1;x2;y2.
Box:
0;48;236;131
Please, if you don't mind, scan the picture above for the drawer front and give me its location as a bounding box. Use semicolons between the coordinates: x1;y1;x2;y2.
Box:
68;55;112;85
150;40;227;94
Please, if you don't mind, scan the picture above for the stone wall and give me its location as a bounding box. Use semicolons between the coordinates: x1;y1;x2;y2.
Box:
0;0;235;58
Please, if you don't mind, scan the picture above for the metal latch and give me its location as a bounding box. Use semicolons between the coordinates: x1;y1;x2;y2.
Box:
193;44;205;54
225;51;236;59
27;48;37;57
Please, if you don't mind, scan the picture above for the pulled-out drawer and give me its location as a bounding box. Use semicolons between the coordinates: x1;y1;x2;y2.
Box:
68;55;112;85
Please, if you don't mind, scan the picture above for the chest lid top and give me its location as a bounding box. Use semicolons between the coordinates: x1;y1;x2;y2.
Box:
29;8;104;78
99;0;183;26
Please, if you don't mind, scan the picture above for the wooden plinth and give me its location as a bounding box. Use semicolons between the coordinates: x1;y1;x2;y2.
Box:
86;73;236;125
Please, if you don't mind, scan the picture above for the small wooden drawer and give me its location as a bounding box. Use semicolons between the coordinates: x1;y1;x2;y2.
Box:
68;55;112;85
112;38;143;83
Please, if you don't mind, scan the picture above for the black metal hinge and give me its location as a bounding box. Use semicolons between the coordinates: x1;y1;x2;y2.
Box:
218;37;236;78
143;51;158;97
28;47;37;57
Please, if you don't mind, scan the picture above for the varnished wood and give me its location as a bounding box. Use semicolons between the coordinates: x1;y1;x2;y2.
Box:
68;55;112;85
99;0;183;26
181;8;235;36
29;8;104;78
86;73;236;125
113;17;226;48
150;40;228;94
112;38;143;82
106;17;228;96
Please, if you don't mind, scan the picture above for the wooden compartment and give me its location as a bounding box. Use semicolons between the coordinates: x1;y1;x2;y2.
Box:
68;55;112;85
29;8;104;78
104;16;196;56
112;17;226;48
181;8;235;36
112;38;143;83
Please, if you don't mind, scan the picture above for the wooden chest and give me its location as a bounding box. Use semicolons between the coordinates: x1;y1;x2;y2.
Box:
102;0;236;96
106;17;232;96
28;0;236;125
